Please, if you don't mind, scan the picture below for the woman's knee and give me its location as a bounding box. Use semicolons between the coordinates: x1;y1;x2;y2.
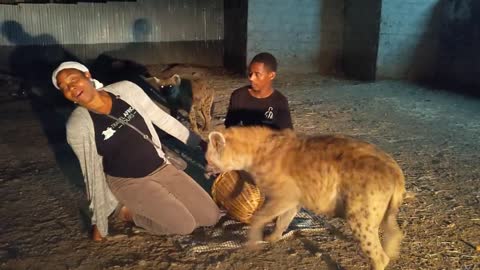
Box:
134;211;197;235
171;221;196;235
198;203;221;227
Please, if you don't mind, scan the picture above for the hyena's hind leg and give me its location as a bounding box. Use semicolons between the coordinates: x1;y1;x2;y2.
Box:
346;203;390;270
264;205;299;242
188;105;199;133
348;218;389;270
200;94;214;131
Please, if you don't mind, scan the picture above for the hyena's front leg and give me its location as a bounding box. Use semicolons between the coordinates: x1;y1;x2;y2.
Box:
247;197;297;249
170;108;179;119
196;108;206;130
264;206;299;242
188;106;199;133
200;95;213;131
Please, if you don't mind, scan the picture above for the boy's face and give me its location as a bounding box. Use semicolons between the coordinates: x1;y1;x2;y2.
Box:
248;62;276;92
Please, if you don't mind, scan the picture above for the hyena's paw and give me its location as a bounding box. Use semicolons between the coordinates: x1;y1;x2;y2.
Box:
245;240;262;250
264;233;282;243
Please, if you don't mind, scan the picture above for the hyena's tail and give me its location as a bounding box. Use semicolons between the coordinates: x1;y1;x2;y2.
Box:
380;171;406;260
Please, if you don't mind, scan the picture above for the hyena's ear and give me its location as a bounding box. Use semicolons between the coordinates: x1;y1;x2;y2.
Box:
208;131;225;153
144;76;160;89
171;74;181;85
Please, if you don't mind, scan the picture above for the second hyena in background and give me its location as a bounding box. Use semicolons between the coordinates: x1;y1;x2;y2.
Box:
206;126;406;270
146;74;214;133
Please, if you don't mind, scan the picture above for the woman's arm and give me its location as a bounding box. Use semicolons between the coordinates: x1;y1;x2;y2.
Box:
66;112;92;199
123;81;202;146
66;111;104;241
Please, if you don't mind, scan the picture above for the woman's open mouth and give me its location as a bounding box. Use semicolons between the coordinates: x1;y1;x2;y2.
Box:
75;90;84;98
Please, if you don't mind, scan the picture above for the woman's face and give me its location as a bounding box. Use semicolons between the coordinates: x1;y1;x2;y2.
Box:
56;69;97;106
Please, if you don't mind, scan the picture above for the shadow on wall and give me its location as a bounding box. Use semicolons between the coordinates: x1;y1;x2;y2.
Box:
407;2;443;83
0;20;84;189
1;20;79;100
90;18;153;82
133;18;153;42
435;0;480;95
89;18;159;100
412;0;480;96
88;18;208;111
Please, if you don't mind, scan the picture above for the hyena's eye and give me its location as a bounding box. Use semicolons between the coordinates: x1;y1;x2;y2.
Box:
168;85;173;87
160;85;164;88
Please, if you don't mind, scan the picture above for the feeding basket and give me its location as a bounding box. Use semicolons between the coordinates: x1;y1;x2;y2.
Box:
212;171;265;224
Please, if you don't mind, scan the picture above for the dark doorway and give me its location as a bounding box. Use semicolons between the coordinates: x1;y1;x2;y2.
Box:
342;0;382;81
223;0;248;75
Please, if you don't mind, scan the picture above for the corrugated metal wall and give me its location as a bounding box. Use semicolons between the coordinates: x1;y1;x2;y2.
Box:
0;0;224;71
0;0;223;45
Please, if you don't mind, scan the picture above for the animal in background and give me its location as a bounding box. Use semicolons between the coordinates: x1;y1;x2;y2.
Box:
152;63;227;79
205;126;406;270
146;74;214;133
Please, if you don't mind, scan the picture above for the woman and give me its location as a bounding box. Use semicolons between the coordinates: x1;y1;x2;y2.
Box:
52;61;220;241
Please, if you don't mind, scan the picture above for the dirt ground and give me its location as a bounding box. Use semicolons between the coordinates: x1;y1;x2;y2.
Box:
0;69;479;270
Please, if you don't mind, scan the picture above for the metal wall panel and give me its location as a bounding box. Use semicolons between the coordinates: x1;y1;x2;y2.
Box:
0;0;224;45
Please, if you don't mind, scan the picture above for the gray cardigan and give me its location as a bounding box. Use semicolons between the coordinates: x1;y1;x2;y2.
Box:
66;80;201;237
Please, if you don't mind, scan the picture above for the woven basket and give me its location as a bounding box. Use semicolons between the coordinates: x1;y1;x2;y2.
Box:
212;171;265;224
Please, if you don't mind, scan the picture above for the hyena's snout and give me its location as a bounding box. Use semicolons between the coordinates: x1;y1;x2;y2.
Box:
204;163;222;178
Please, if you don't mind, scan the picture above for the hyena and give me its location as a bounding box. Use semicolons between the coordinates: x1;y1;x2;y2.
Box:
205;126;406;270
146;74;214;133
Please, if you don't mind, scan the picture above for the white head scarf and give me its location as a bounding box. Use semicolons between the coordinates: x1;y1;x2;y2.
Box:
51;61;104;90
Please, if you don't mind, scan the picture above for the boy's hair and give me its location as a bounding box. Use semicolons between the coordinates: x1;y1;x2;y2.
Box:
250;52;277;72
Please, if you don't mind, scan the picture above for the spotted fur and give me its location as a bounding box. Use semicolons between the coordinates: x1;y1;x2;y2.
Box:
206;126;406;270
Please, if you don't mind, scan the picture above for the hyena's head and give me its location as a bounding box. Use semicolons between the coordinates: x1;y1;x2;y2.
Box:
205;129;254;175
155;74;181;88
146;74;182;97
